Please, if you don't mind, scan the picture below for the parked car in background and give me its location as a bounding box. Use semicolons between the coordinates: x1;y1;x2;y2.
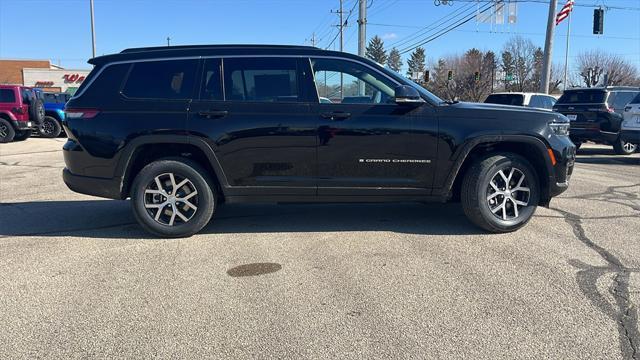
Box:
0;85;44;142
553;87;640;154
41;92;69;137
621;92;640;146
484;92;557;111
62;44;575;237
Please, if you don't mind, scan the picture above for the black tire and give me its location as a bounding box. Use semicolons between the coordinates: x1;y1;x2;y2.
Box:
13;130;31;141
613;136;637;155
131;158;216;238
29;99;45;124
39;116;62;138
0;118;15;143
573;141;582;151
461;153;540;233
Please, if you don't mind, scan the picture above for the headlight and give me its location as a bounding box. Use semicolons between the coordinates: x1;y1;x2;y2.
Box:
549;122;570;136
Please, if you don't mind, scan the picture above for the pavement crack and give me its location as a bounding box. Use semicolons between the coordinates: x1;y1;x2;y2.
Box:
553;207;639;359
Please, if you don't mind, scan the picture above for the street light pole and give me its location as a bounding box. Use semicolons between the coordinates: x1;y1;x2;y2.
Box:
90;0;96;58
539;0;558;94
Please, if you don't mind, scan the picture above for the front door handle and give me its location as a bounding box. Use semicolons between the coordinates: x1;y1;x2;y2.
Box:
321;112;351;121
198;110;228;119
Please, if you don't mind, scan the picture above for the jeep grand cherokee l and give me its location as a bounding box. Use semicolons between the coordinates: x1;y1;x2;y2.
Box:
553;87;640;154
62;45;576;237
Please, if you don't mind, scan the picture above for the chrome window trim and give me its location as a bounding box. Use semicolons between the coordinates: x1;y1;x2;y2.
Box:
72;54;403;101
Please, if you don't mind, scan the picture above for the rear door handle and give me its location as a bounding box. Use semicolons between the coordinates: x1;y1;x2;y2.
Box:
198;110;228;119
321;112;351;121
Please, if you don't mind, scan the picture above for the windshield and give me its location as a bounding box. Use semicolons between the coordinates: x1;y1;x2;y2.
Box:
382;65;443;104
485;94;525;106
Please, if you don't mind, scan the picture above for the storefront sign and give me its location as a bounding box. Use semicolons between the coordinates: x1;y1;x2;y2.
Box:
63;74;86;83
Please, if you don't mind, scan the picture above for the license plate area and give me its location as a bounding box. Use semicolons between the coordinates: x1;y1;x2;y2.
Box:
567;114;577;121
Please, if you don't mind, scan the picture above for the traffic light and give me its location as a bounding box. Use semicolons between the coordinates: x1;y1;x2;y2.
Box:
447;70;453;81
424;70;430;83
593;8;604;35
474;72;480;82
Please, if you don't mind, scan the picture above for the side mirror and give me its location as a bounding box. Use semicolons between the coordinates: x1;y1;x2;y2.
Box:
394;85;424;105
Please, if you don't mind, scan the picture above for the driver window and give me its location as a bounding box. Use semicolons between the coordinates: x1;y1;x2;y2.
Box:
310;58;395;104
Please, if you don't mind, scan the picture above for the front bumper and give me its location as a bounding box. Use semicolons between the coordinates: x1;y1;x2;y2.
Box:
620;129;640;145
546;135;576;201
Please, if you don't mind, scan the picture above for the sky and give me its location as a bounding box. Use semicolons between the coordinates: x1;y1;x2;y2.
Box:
0;0;638;72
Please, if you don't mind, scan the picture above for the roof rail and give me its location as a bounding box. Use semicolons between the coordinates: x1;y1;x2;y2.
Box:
120;44;318;54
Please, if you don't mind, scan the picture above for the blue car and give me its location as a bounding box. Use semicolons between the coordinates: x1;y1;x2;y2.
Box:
41;91;69;137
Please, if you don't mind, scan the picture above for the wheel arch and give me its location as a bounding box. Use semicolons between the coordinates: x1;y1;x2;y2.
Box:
0;110;17;122
117;135;229;199
444;135;554;206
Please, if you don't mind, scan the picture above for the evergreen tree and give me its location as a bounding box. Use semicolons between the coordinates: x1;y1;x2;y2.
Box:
387;48;403;72
406;47;426;81
501;51;515;91
365;36;388;65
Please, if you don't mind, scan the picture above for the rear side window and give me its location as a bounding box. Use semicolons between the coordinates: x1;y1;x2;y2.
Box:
631;93;640;105
77;63;131;103
608;91;639;109
122;60;198;100
0;89;16;103
557;90;606;104
484;94;524;106
223;58;299;102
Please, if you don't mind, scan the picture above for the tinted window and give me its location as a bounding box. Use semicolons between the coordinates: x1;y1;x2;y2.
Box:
0;89;16;103
199;58;223;101
123;60;198;99
484;94;524;106
557;90;606;104
528;95;545;109
79;63;131;103
311;58;396;104
608;91;639;109
631;92;640;105
223;58;299;102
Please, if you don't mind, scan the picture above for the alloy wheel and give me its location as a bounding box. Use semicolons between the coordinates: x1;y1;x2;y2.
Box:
41;120;54;135
0;123;7;138
623;142;637;153
143;172;199;226
486;167;531;220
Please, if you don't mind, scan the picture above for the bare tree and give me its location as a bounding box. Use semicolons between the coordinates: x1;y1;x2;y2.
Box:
503;36;538;92
576;50;640;87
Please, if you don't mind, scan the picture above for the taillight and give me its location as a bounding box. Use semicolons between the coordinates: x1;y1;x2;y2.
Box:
11;107;24;115
65;108;100;119
606;106;615;113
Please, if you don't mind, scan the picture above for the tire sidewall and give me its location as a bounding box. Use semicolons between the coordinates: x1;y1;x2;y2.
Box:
476;155;540;231
39;116;62;138
0;118;16;143
131;159;215;238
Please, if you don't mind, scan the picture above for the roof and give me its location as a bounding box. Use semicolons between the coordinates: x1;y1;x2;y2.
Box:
89;44;362;66
564;86;640;92
488;92;554;96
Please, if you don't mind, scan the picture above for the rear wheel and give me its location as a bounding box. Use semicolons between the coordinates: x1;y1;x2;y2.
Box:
13;130;31;141
0;119;15;143
461;153;540;233
39;116;61;138
131;159;215;237
613;136;637;155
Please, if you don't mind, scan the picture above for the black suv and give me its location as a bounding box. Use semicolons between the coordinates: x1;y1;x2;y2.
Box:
553;87;640;155
62;45;575;237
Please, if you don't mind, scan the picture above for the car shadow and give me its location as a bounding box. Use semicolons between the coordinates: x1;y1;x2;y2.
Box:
576;147;640;166
0;200;484;239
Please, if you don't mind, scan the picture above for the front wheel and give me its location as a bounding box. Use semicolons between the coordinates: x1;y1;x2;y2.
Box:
0;119;15;143
39;116;62;138
131;159;216;237
461;153;540;233
613;136;637;155
13;130;31;141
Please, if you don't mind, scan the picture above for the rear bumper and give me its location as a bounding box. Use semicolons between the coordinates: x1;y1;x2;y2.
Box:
11;120;35;131
569;127;619;144
620;129;640;145
63;168;124;200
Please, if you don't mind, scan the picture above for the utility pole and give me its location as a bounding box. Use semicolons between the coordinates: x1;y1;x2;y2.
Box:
539;0;558;94
357;0;366;57
339;0;344;53
167;36;171;46
306;33;317;47
357;0;367;95
89;0;96;59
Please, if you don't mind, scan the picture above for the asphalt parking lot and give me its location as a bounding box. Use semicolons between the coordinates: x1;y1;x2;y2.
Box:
1;138;639;359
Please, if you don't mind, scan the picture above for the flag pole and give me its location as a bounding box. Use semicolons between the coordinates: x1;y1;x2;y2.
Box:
563;8;572;91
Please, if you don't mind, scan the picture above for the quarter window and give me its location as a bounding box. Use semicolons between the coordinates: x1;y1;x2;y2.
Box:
122;60;198;100
200;59;223;101
311;58;395;104
223;58;300;102
0;89;16;103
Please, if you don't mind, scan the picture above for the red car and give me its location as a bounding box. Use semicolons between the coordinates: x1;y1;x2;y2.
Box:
0;85;45;142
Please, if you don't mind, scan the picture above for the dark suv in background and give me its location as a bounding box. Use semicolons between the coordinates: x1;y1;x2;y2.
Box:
62;45;575;237
553;87;640;155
